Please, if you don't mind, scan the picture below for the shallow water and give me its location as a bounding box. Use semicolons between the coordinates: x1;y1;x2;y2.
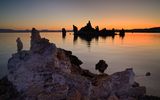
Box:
0;32;160;96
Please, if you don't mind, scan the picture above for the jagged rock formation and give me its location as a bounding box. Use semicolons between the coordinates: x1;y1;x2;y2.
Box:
30;28;41;50
76;21;95;35
73;21;119;44
0;28;146;100
73;25;78;35
73;21;118;36
95;26;99;32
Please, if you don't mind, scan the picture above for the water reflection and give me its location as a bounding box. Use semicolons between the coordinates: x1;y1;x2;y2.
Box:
62;33;66;39
72;32;125;48
73;35;78;45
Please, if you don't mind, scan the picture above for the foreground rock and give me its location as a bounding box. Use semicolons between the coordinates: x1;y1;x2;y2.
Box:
1;28;147;100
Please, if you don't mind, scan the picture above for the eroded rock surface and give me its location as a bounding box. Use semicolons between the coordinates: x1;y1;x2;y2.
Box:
1;28;146;100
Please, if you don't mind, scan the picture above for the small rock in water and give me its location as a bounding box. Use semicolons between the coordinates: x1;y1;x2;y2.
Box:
62;28;66;39
145;72;151;76
95;60;108;73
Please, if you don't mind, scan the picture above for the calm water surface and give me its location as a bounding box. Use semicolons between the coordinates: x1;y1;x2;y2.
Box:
0;32;160;96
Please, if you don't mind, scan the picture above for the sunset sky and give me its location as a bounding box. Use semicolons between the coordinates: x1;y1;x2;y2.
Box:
0;0;160;30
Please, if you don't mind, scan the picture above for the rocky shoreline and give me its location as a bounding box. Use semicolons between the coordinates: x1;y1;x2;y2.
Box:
0;28;160;100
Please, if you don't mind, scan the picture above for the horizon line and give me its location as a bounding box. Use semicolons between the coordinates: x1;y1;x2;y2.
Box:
0;26;160;31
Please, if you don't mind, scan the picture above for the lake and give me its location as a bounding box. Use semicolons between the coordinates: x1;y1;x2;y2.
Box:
0;32;160;96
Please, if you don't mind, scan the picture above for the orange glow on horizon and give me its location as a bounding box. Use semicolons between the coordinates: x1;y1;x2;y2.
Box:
2;19;159;30
8;24;159;30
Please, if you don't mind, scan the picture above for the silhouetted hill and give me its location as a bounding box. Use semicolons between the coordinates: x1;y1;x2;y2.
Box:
126;27;160;33
1;27;160;33
0;29;30;33
0;29;72;33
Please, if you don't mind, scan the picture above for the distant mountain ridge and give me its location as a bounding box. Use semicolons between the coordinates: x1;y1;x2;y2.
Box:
0;29;30;33
0;27;160;33
0;29;72;33
126;27;160;33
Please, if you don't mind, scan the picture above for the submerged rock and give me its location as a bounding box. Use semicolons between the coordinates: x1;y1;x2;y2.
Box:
1;28;147;100
145;72;151;76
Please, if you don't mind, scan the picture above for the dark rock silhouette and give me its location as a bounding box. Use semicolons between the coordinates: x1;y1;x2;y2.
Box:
30;28;52;54
119;28;125;38
62;28;66;34
0;77;21;100
95;26;99;32
87;21;92;28
132;82;140;87
73;25;78;35
72;21;125;48
78;21;95;35
30;28;41;50
112;28;115;33
138;95;160;100
99;28;116;36
16;37;23;52
69;55;83;66
95;60;108;73
74;21;118;36
62;28;66;38
145;72;151;76
126;27;160;33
